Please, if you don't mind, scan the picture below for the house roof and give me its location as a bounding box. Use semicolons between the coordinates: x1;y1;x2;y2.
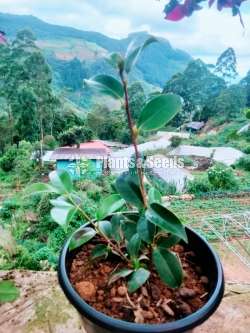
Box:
186;121;205;130
51;141;110;160
96;140;129;149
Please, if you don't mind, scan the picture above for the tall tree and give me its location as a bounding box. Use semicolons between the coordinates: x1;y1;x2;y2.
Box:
0;30;60;157
214;48;238;85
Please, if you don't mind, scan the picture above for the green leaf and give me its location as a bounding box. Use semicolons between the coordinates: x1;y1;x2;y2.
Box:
125;36;157;73
108;268;133;285
49;170;73;194
127;234;141;259
69;227;96;251
148;187;162;204
153;247;183;288
96;194;125;220
146;203;187;242
50;196;73;208
138;94;182;131
128;268;150;293
51;206;76;227
25;182;59;195
0;281;20;303
107;52;124;70
121;220;137;241
115;172;144;209
91;244;109;260
111;214;124;242
85;75;124;100
157;235;181;249
98;221;112;238
137;215;155;244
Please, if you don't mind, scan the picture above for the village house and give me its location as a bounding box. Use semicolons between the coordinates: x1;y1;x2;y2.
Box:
51;141;111;180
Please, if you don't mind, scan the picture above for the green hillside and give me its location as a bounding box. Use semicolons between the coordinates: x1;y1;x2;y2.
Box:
0;13;191;88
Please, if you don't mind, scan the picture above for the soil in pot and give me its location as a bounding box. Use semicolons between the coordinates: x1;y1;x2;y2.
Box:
69;241;210;325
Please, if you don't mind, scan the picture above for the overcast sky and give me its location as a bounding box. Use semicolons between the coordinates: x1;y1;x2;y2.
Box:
1;0;249;76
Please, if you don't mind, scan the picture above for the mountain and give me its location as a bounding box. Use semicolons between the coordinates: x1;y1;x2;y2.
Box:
0;12;192;88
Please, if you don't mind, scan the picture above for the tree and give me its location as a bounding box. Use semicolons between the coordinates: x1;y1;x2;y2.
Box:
0;30;61;159
214;48;238;84
241;70;250;107
86;105;130;143
164;59;226;125
128;82;147;120
58;125;93;146
203;84;247;120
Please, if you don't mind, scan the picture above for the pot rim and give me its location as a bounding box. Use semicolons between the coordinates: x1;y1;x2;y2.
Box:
58;224;224;333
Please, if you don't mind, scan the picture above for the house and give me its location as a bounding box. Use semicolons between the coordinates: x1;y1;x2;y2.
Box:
51;141;110;180
185;121;205;133
96;140;129;151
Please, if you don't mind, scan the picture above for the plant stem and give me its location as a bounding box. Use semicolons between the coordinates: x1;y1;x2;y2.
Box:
119;70;148;208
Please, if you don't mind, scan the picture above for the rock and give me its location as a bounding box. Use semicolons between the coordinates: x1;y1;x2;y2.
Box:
161;301;175;317
142;310;154;320
200;276;209;284
134;309;144;324
110;287;117;297
111;297;124;303
117;286;127;297
178;301;192;315
150;284;161;300
75;281;96;301
179;287;197;298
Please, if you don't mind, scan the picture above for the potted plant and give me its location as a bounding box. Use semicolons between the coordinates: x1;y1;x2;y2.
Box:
29;37;224;333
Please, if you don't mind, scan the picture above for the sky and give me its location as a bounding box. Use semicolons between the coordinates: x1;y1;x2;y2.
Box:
0;0;250;76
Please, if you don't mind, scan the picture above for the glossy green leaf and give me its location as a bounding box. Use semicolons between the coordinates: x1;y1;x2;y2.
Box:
49;170;73;194
0;281;20;303
96;194;125;220
85;74;124;100
157;235;181;249
69;227;96;251
108;268;133;285
148;187;162;204
50;196;73;208
128;268;150;293
127;233;141;259
108;52;124;70
125;36;157;73
115;172;144;208
25;182;59;195
146;203;187;242
121;220;137;241
51;206;76;227
138;94;182;131
98;221;112;238
91;244;109;259
153;247;183;288
137;215;155;244
111;214;124;242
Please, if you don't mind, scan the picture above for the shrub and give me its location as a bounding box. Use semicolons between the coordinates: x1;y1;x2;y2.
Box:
208;164;238;190
171;136;182;148
182;156;195;167
187;175;212;194
243;146;250;154
0;199;20;219
43;135;57;150
237;156;250;171
0;147;17;172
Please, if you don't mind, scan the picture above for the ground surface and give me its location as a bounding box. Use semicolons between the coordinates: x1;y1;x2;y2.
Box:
0;241;249;333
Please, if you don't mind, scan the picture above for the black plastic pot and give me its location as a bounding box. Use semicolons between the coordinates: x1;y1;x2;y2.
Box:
58;225;224;333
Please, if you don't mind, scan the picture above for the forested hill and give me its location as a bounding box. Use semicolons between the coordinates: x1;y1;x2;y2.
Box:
0;12;191;87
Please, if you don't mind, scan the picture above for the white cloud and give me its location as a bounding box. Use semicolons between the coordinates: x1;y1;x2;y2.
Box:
0;0;249;75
